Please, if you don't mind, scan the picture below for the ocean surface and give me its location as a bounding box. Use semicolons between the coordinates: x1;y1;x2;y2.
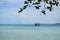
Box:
0;25;60;40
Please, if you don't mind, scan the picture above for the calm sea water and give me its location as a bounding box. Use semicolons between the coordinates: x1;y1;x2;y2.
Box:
0;25;60;40
0;24;60;29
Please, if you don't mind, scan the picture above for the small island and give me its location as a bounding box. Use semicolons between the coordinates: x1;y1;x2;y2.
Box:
56;23;60;25
35;23;40;26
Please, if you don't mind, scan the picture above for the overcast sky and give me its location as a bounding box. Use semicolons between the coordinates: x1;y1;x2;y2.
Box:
0;0;60;24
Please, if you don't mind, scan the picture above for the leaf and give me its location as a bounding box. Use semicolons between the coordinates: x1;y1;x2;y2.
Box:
41;10;46;15
49;1;52;4
56;2;59;6
38;0;42;2
47;6;50;9
23;5;28;9
53;0;55;2
28;0;32;3
47;6;52;11
52;3;56;5
49;8;52;11
18;8;23;13
46;1;49;4
24;1;28;4
35;6;40;9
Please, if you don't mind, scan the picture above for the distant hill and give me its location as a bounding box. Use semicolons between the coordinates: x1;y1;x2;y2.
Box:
55;23;60;25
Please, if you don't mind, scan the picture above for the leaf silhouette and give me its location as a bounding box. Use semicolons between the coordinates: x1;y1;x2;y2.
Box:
41;10;46;15
23;5;28;9
18;8;23;13
28;0;32;3
24;1;28;4
52;3;56;5
56;2;59;6
35;6;40;9
47;6;52;11
49;1;52;4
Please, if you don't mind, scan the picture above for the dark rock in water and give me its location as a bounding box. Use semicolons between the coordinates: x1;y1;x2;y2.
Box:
35;23;40;26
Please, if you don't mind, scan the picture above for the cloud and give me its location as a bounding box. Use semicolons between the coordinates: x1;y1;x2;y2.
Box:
0;0;25;4
0;7;60;24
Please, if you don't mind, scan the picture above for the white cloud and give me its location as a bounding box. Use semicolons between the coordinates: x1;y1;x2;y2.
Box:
0;7;60;24
0;0;25;4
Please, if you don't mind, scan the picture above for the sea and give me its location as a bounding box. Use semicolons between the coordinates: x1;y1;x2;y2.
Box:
0;24;60;40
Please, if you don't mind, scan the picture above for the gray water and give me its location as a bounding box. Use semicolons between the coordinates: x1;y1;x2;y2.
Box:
0;25;60;40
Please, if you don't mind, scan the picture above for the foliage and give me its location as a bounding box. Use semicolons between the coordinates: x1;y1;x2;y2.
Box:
18;0;59;15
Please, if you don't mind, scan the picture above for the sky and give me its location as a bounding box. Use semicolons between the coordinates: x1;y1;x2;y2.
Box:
0;0;60;24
